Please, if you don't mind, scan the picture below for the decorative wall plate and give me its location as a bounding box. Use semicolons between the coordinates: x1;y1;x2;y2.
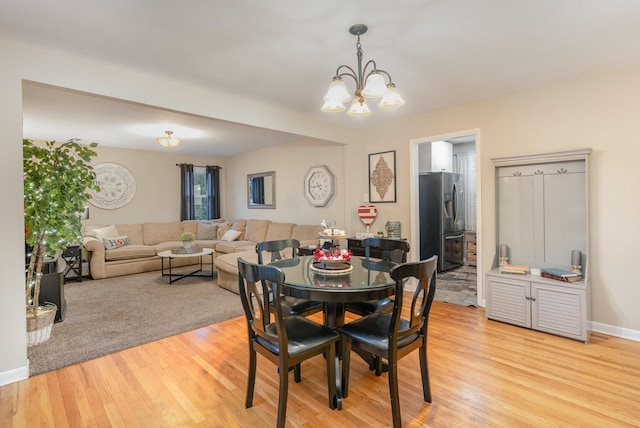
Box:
88;162;136;209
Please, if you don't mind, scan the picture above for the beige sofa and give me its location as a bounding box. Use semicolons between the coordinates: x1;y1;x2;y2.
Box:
214;223;322;293
82;219;322;283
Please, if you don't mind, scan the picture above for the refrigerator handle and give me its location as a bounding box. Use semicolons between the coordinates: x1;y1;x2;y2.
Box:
445;233;465;240
452;183;460;223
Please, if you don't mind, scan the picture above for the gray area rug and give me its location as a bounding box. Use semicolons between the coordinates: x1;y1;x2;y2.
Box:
27;269;243;376
434;265;478;307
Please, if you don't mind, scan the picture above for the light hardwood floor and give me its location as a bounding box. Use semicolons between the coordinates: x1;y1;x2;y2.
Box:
2;298;639;427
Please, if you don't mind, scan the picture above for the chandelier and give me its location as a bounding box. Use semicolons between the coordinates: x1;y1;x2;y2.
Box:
156;130;182;148
322;24;405;117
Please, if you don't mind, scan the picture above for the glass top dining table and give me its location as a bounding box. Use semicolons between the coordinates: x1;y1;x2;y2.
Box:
270;255;397;328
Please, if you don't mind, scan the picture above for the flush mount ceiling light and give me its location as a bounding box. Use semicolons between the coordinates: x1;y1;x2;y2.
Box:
156;130;182;148
322;24;405;117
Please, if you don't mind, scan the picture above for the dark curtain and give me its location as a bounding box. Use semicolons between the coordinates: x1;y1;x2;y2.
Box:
206;165;221;219
179;163;195;220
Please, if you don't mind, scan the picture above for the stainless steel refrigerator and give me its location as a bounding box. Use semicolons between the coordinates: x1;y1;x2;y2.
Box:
419;172;465;271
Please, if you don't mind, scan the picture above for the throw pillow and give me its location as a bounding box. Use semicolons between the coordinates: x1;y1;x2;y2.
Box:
103;235;131;250
231;220;247;240
220;229;242;242
217;222;232;239
89;225;120;240
197;222;218;240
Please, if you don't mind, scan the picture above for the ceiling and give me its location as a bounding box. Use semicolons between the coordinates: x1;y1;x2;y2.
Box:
4;0;640;156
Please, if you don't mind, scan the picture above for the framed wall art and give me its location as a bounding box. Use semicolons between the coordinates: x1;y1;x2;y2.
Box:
88;162;136;209
369;150;396;203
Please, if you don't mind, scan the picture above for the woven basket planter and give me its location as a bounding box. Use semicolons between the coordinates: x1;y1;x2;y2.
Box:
26;303;57;347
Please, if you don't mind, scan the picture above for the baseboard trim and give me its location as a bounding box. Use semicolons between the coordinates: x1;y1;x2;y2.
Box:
592;321;640;343
0;363;29;387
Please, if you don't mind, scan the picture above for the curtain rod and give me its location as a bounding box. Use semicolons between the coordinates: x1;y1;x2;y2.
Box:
176;164;222;169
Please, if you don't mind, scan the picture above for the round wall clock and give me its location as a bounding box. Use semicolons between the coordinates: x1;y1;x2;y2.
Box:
304;165;335;207
88;162;136;209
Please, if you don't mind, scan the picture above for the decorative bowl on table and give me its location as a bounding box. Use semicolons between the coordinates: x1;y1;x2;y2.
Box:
311;247;353;273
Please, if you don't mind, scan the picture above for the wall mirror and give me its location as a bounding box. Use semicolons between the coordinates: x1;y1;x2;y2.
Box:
247;171;276;209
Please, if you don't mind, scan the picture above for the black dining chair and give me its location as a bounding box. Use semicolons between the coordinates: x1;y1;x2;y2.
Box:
237;258;340;428
340;255;438;428
345;237;410;316
256;239;323;317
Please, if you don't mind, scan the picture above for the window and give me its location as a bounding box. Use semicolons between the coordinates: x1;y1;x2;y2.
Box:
179;164;221;221
193;167;208;220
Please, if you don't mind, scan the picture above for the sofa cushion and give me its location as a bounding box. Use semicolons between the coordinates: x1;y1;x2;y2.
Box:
215;250;259;274
105;244;157;261
244;219;270;243
265;222;295;241
143;222;183;245
216;240;255;254
182;220;200;236
86;224;120;240
103;235;131;250
197;222;219;240
114;224;144;245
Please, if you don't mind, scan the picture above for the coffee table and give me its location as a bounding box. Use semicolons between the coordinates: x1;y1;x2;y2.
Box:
157;248;215;284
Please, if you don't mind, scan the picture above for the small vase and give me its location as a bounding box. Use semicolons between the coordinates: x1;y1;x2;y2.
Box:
183;241;192;249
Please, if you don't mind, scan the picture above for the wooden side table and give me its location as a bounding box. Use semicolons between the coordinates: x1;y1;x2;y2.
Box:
62;245;83;282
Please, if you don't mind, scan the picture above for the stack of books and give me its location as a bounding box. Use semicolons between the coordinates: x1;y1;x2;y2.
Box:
540;268;580;282
499;263;529;275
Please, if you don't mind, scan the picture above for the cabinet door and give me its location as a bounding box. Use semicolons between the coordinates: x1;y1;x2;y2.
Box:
531;282;587;341
486;276;531;328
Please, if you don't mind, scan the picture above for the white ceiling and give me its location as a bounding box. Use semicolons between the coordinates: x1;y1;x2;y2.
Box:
4;0;640;156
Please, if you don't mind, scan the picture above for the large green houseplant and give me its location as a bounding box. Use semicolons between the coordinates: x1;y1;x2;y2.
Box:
23;138;99;345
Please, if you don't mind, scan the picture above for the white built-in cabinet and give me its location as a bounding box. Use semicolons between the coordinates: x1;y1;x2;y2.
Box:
487;149;591;342
418;140;452;172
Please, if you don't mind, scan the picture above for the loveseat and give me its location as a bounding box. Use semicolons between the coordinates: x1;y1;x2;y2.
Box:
82;219;322;283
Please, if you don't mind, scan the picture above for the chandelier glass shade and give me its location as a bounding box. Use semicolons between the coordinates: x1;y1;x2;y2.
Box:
157;130;182;148
322;24;404;117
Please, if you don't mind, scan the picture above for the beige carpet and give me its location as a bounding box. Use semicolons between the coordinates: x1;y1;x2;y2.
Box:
27;269;243;376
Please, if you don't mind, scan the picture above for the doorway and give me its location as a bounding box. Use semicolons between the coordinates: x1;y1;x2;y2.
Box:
409;130;483;306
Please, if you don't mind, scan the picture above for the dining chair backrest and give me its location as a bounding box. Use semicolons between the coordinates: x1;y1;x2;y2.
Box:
237;258;288;345
389;255;438;340
362;237;410;263
256;239;301;264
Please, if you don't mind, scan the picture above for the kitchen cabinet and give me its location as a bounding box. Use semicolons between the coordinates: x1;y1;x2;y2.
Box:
488;149;591;342
486;271;590;342
465;231;476;266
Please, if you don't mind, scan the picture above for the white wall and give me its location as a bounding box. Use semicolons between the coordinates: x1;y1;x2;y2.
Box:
354;67;640;336
0;57;30;386
224;140;347;227
24;144;226;226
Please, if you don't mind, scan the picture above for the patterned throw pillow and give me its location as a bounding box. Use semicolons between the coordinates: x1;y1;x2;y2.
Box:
216;222;232;240
103;235;131;250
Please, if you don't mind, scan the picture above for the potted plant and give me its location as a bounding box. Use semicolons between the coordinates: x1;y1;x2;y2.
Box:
180;231;196;249
24;138;99;346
